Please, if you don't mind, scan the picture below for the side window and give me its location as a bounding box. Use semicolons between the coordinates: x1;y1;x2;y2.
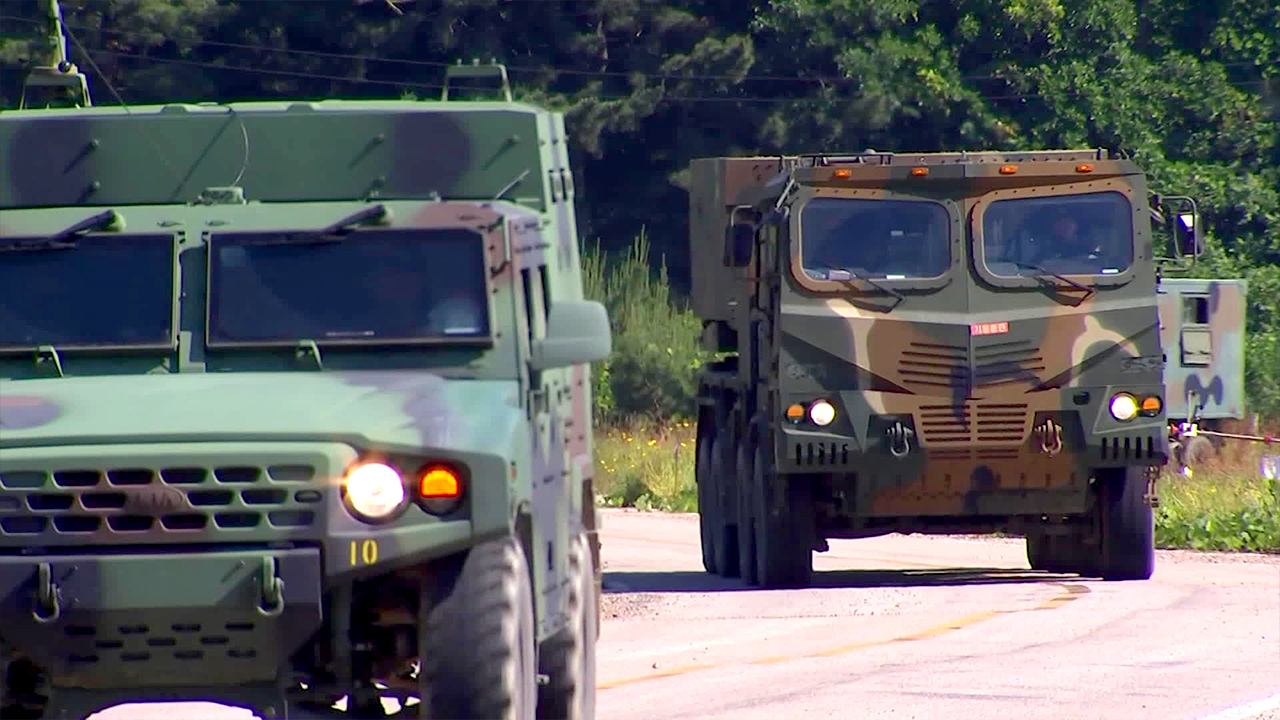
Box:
1180;294;1212;367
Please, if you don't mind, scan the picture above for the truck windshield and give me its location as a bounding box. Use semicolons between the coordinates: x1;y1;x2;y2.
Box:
799;197;951;280
0;234;175;350
981;191;1134;277
207;228;490;345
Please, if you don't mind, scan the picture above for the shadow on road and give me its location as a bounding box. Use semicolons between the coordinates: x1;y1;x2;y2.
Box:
603;567;1077;593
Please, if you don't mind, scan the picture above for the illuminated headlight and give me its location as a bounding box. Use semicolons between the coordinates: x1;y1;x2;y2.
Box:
343;462;407;521
1109;393;1139;422
808;400;836;426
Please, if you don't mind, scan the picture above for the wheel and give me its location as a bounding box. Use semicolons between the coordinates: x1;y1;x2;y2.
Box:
1092;466;1156;580
418;536;537;720
1026;532;1083;574
1179;435;1215;470
1;657;46;720
735;433;758;584
711;427;740;578
536;532;597;720
750;440;814;589
695;428;720;575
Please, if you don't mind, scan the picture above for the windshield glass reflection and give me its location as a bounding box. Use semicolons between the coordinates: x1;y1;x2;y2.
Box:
799;197;951;281
207;228;490;345
0;234;174;349
982;191;1134;277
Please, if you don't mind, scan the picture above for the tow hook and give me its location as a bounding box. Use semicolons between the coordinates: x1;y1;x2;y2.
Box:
257;556;285;618
32;562;61;624
1036;418;1064;456
887;422;915;459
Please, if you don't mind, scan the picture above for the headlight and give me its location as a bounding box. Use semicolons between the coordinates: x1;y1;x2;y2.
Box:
344;462;406;521
1109;393;1139;421
808;400;836;426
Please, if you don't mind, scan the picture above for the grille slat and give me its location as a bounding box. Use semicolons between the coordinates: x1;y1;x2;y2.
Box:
1;461;324;539
917;403;1030;445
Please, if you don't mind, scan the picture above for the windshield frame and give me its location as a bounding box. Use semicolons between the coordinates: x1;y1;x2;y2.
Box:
971;183;1140;290
203;227;497;349
788;187;959;295
0;231;179;355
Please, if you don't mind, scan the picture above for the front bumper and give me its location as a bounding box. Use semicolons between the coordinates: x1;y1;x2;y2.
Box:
0;548;323;689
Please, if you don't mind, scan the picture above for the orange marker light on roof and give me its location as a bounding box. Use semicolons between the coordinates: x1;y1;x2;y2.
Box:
999;165;1018;175
911;167;928;177
833;169;852;179
1076;163;1095;173
419;466;462;499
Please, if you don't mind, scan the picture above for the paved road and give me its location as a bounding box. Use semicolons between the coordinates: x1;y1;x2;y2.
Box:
85;508;1280;719
595;509;1280;720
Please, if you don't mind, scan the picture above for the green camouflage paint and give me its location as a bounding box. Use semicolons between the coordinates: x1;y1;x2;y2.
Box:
689;150;1204;588
0;33;608;720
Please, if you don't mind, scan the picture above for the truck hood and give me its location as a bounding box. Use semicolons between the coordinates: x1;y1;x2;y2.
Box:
0;371;522;452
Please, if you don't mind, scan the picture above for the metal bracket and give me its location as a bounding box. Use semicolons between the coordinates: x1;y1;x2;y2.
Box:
294;339;323;370
257;557;284;618
33;562;61;624
1036;418;1064;456
886;422;914;459
35;345;64;378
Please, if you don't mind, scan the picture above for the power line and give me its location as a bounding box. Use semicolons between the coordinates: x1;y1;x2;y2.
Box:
0;13;1272;105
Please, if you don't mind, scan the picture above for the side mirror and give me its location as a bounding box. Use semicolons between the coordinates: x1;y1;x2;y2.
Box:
529;300;612;371
1154;195;1203;259
1175;210;1203;257
723;222;755;268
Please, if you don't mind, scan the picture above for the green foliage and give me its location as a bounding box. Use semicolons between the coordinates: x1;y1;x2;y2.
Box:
582;230;712;424
593;419;698;512
1155;461;1280;552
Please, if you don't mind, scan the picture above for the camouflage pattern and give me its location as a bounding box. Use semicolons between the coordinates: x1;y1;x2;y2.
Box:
1156;278;1247;422
690;149;1184;587
0;54;607;719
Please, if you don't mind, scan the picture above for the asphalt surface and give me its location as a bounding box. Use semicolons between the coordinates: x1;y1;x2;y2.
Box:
82;508;1280;719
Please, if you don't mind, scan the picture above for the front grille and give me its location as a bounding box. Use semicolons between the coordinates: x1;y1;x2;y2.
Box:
898;342;969;390
899;339;1046;391
0;462;326;542
62;618;261;667
917;403;1031;445
973;339;1045;388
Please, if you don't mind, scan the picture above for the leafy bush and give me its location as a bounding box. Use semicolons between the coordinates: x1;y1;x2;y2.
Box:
582;229;712;424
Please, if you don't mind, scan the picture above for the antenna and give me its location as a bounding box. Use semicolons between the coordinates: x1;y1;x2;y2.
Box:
19;0;92;109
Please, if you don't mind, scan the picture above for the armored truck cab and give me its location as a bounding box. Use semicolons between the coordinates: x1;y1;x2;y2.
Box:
689;149;1204;589
0;58;608;720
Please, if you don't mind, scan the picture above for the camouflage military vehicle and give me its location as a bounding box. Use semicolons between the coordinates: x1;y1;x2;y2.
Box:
688;149;1204;589
1156;278;1248;467
0;7;608;719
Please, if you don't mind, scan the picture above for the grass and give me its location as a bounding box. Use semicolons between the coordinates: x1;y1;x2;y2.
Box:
591;417;1280;553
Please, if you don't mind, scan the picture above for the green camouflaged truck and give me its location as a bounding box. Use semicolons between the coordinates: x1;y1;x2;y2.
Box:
0;7;607;719
688;149;1205;589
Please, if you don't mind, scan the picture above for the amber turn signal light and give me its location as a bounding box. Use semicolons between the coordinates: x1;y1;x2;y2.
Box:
833;169;852;179
419;466;462;499
1140;395;1163;416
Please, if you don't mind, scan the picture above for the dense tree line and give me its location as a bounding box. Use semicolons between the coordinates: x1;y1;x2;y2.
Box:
2;0;1278;414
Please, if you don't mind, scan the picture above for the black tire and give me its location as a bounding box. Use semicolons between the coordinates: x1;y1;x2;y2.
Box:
735;433;758;584
1093;466;1156;581
711;429;740;578
751;442;814;589
1026;532;1084;574
696;429;720;575
1180;435;1215;469
418;536;537;720
536;532;597;720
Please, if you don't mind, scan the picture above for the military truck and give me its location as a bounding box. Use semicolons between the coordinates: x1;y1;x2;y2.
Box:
688;149;1205;589
1156;278;1249;468
0;6;608;719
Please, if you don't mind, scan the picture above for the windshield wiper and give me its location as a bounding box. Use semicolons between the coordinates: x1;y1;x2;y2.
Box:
819;266;906;312
0;209;122;253
245;204;390;246
1007;260;1096;302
